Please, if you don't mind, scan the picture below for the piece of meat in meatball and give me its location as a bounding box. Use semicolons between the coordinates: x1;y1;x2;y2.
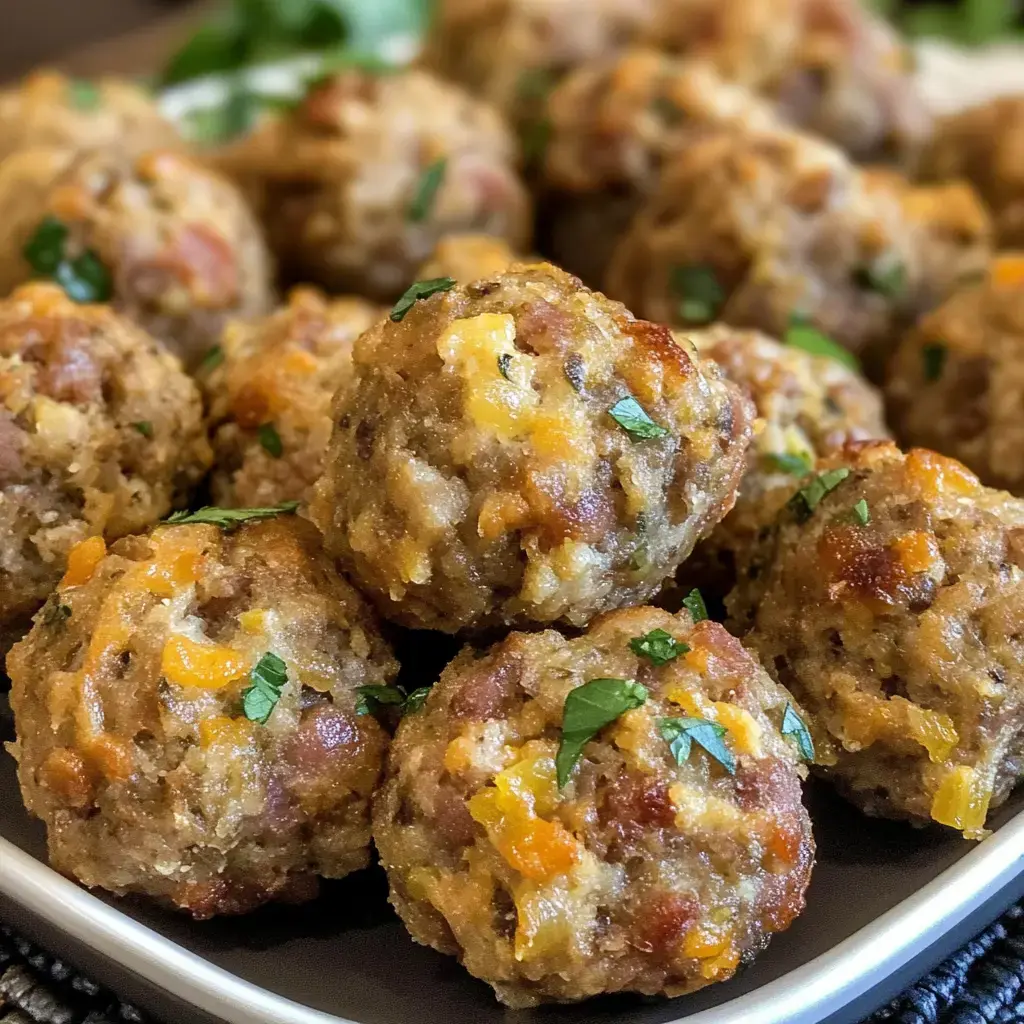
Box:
204;287;383;508
311;262;754;633
0;282;211;660
213;69;531;301
727;440;1024;838
374;605;814;1007
0;147;274;371
7;514;398;918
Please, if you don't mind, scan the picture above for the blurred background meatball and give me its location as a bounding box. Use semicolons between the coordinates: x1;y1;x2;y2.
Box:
0;283;210;662
311;263;754;633
204;287;382;509
0;69;182;163
7;514;398;918
213;69;531;302
374;606;813;1006
416;233;520;284
728;441;1024;838
0;146;274;370
886;256;1024;494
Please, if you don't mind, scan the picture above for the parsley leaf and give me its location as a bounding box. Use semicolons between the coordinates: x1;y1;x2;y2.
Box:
854;255;906;299
682;588;708;624
852;498;870;526
785;316;859;371
766;451;813;477
516;67;556;103
651;95;682;124
521;116;552;169
556;678;648;787
497;353;513;380
41;599;72;629
922;343;946;382
355;683;430;717
389;277;456;322
408;157;448;223
242;651;288;724
781;702;814;761
67;79;102;111
183;87;260;144
659;716;736;774
132;421;154;439
402;687;431;715
608;396;670;441
788;467;851;521
258;423;283;458
671;265;723;325
165;501;300;530
23;217;112;304
22;216;66;275
630;628;689;666
198;345;225;373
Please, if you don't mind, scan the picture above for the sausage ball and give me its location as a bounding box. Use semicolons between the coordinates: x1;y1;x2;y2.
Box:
0;147;274;371
538;49;782;285
311;262;754;633
416;233;519;284
886;256;1024;494
727;441;1024;838
374;605;814;1006
0;283;210;659
7;514;398;917
670;325;888;600
0;70;181;163
214;69;531;302
922;97;1024;249
204;288;382;508
641;0;929;163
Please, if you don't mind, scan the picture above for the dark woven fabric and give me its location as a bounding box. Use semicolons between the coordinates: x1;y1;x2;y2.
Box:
0;904;1023;1023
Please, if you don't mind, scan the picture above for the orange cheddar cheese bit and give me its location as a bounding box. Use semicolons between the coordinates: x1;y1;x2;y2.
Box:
161;635;250;690
60;535;106;588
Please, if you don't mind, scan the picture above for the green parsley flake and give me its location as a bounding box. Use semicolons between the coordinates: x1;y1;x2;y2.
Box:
922;343;947;382
132;421;154;439
671;265;723;325
629;628;689;666
516;68;555;102
241;652;288;724
408;157;448;223
41;600;72;629
651;95;682;124
521;117;552;169
556;678;648;787
258;423;283;458
390;277;456;322
785;317;859;371
658;716;736;774
852;498;870;526
355;683;431;718
608;396;670;441
682;588;708;624
781;702;815;761
67;79;102;111
766;451;813;477
165;501;300;530
854;255;906;299
789;467;851;521
22;217;112;304
198;345;224;373
497;353;513;380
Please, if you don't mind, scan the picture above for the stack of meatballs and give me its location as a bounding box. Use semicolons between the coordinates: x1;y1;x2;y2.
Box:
2;0;1024;1009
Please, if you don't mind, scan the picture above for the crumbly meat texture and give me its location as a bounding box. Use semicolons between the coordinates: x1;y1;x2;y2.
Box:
670;326;889;600
311;262;754;633
373;605;814;1007
727;441;1024;837
640;0;929;163
417;233;520;284
7;517;398;918
0;147;274;371
205;288;382;508
605;128;988;373
213;69;531;302
921;97;1024;248
537;49;783;285
0;283;211;659
886;258;1024;495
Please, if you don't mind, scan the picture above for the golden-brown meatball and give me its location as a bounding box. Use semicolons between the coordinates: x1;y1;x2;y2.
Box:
0;147;274;371
0;283;210;659
416;233;519;284
727;441;1024;838
0;70;182;163
214;69;531;301
374;605;814;1006
886;256;1024;494
8;514;398;918
204;288;383;508
311;262;754;633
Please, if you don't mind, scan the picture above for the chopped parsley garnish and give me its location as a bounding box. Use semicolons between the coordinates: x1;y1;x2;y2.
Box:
608;396;669;441
41;600;72;629
785;316;859;371
67;79;101;111
258;423;283;458
521;117;552;169
355;683;431;717
852;498;870;526
922;343;947;382
389;277;456;322
408;157;448;223
497;353;513;380
198;345;224;373
671;264;723;325
781;702;814;761
22;217;112;304
651;95;682;124
629;628;689;666
659;716;736;774
854;255;906;299
766;451;813;477
402;687;431;715
241;652;288;724
682;588;708;624
556;678;648;787
132;421;154;439
184;87;260;144
165;501;300;530
516;67;556;102
788;467;851;521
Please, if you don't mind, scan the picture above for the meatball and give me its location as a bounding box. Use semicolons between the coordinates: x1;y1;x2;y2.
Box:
0;283;210;659
311;262;754;633
670;325;888;600
0;147;274;371
641;0;929;163
0;70;181;163
204;288;382;508
727;440;1024;838
416;233;519;284
886;256;1024;494
922;97;1024;248
213;69;531;301
538;49;782;285
7;514;398;917
374;605;814;1006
